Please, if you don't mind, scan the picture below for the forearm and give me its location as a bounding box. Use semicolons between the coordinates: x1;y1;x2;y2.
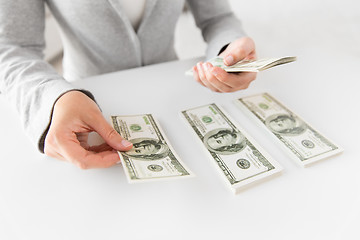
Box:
0;0;81;152
0;44;76;152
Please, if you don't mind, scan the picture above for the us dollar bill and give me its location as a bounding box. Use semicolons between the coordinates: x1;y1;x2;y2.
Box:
181;104;282;194
235;93;343;166
111;114;194;183
185;56;296;76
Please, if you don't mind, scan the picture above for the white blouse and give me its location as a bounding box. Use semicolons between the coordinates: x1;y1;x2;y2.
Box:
118;0;147;30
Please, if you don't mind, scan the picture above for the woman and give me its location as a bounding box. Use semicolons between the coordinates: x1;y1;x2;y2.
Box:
0;0;257;169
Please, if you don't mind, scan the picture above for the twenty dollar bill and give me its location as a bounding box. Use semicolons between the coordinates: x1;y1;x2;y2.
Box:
111;114;194;183
181;104;282;194
235;93;343;166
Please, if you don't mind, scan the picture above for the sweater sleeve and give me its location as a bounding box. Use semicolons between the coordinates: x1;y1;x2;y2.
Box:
0;0;77;152
186;0;247;59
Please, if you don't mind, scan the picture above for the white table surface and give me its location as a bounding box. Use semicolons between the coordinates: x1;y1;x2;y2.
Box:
1;49;359;239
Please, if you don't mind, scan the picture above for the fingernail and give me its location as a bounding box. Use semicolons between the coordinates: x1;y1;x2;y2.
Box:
206;63;213;70
121;139;132;148
225;55;234;65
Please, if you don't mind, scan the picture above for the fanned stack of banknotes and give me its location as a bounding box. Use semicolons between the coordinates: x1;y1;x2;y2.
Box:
111;57;343;194
185;56;297;76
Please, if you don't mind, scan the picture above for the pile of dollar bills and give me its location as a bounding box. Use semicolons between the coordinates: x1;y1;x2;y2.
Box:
111;57;342;194
111;93;342;194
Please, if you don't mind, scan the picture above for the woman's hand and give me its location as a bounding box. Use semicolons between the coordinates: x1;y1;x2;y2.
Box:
192;37;257;92
44;91;133;169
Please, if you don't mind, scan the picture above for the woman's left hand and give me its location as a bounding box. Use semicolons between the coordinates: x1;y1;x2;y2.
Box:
192;37;257;93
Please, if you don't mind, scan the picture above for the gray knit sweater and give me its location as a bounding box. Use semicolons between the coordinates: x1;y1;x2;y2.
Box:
0;0;246;152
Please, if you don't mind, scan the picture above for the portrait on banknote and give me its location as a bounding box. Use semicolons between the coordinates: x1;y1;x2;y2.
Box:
265;114;305;136
203;128;246;155
123;138;169;160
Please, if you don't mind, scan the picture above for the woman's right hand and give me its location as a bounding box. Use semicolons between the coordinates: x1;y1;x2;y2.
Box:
44;91;133;169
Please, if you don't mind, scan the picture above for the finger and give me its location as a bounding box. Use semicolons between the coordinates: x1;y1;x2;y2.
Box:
229;72;257;90
196;62;217;91
222;37;256;66
88;143;114;153
88;114;133;151
247;51;257;60
192;66;206;87
46;129;120;168
197;62;219;92
203;63;233;92
196;62;210;88
211;67;257;91
59;136;120;169
224;72;256;90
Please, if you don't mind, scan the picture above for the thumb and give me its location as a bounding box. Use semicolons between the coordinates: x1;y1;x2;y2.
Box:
91;116;133;151
222;37;256;66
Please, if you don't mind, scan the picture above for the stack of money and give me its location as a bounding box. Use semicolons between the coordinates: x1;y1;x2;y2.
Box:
235;93;343;167
181;103;283;194
111;114;194;183
185;56;296;76
110;95;342;192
